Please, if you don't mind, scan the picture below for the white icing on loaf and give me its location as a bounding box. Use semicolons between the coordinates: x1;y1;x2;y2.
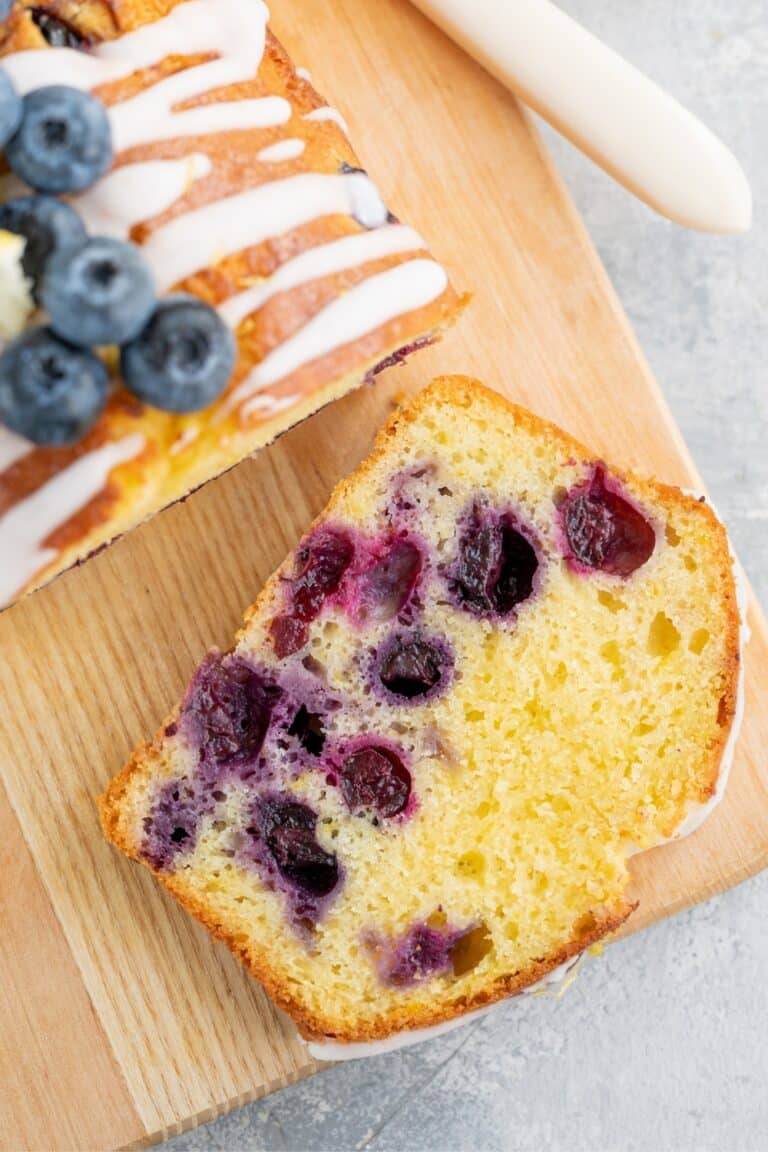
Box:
0;428;33;471
304;106;350;134
217;225;426;329
75;155;212;239
257;138;306;162
0;435;145;603
227;260;447;405
141;171;391;292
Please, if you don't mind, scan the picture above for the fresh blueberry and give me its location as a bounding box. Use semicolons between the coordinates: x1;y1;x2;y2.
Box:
42;236;156;348
0;67;21;149
5;85;112;194
121;295;236;413
0;327;108;445
0;195;87;303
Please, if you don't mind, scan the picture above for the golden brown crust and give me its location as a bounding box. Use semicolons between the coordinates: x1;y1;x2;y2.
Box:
0;0;463;606
100;374;742;1045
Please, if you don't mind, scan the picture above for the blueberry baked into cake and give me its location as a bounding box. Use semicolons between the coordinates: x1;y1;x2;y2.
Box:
0;0;461;608
101;376;744;1052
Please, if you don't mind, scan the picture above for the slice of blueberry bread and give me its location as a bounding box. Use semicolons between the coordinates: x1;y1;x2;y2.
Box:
100;376;742;1045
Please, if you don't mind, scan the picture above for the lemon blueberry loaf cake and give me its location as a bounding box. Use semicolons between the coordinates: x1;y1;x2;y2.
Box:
0;0;461;608
100;376;743;1048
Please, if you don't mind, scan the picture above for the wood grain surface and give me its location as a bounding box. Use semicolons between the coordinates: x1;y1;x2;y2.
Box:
1;0;766;1148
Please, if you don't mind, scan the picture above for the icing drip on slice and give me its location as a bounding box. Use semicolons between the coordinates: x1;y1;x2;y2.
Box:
143;171;391;292
4;1;281;149
0;434;145;603
3;0;270;95
0;428;34;472
75;155;212;238
241;393;300;420
227;259;448;405
218;225;426;329
257;139;306;162
111;95;290;152
304;106;350;134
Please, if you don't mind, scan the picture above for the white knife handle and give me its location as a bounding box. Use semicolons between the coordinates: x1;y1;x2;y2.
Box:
410;0;751;234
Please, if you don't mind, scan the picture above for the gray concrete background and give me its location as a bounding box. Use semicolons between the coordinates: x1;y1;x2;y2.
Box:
166;2;767;1149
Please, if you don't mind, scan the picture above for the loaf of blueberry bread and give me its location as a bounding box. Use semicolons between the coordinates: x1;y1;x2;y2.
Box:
100;376;744;1049
0;0;461;608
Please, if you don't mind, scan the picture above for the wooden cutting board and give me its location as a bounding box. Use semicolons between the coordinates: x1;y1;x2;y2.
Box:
1;1;766;1148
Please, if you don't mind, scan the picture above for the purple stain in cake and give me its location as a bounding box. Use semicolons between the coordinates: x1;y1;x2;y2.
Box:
387;461;436;517
374;630;453;703
559;464;656;577
366;335;436;380
337;740;412;819
287;704;327;756
347;535;424;625
270;523;427;655
371;920;467;987
182;651;278;776
141;775;211;871
266;663;343;769
448;502;540;618
142;653;278;868
269;614;309;661
270;525;355;658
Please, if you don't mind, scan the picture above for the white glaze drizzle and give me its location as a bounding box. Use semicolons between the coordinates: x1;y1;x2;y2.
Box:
169;426;200;455
241;393;300;421
218;225;426;329
113;96;290;152
226;259;447;406
295;66;312;82
0;428;34;471
257;138;306;162
143;171;390;292
5;0;284;153
4;0;268;95
0;435;145;604
303;106;350;134
75;155;212;238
